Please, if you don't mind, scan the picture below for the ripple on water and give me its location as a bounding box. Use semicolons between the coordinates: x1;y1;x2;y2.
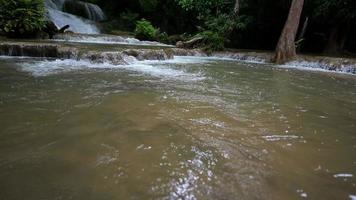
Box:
152;143;219;200
167;147;217;199
190;118;226;129
96;144;120;167
262;135;300;142
1;54;356;199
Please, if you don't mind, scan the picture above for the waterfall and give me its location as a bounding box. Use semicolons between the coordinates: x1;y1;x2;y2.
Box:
63;1;106;21
45;0;65;9
84;3;106;21
45;0;100;34
43;0;171;46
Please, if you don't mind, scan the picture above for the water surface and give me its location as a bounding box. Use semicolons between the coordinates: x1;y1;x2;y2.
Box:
0;56;355;199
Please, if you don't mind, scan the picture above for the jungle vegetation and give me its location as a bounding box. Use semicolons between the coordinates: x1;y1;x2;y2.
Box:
1;0;355;61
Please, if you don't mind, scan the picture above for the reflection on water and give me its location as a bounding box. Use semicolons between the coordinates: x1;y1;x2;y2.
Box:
0;56;356;199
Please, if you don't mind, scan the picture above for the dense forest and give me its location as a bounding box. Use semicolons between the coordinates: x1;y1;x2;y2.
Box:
1;0;356;56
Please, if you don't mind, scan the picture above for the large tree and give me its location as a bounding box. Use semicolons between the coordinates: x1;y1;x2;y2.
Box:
274;0;304;64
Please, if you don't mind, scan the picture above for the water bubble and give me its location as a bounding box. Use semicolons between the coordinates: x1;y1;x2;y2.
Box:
333;173;353;178
296;189;308;198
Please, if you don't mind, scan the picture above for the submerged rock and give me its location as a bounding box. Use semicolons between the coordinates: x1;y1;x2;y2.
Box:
0;42;78;58
43;21;59;39
287;56;356;74
1;41;355;74
123;49;174;61
0;41;206;63
43;21;71;39
58;25;70;33
82;49;176;65
212;51;271;63
176;37;204;49
212;51;356;74
169;48;206;57
79;48;206;65
82;51;131;65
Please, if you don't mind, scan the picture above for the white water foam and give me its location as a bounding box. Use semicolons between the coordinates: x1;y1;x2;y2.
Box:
207;53;356;75
19;58;204;81
296;189;308;198
211;53;267;64
333;173;353;178
149;56;243;65
53;34;172;47
210;53;356;74
190;118;226;129
281;61;356;75
47;8;99;34
141;56;212;65
262;135;300;142
21;59;90;76
216;55;356;75
45;0;99;34
165;146;217;200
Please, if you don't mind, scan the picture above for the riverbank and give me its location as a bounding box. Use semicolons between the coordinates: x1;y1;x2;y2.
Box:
1;38;356;74
212;50;356;74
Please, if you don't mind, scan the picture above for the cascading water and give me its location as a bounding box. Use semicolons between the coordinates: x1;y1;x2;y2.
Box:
63;0;106;21
45;0;100;34
81;3;105;21
44;0;169;46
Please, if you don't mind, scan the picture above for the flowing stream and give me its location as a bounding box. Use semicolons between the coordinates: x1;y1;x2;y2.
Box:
45;0;100;34
0;55;355;200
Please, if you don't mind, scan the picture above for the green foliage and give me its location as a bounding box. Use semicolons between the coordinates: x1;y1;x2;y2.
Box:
120;11;139;30
175;0;252;50
133;18;170;42
75;0;356;53
176;0;227;17
176;0;195;11
0;0;46;37
196;30;225;51
156;31;169;43
312;0;356;23
203;13;252;36
139;0;158;12
134;19;159;41
101;10;139;33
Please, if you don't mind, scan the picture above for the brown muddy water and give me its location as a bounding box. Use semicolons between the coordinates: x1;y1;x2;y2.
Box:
0;56;355;200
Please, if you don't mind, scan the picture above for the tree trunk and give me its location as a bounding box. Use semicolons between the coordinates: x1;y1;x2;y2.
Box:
296;17;308;52
324;23;350;55
297;17;308;41
234;0;239;16
274;0;304;64
225;0;239;36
